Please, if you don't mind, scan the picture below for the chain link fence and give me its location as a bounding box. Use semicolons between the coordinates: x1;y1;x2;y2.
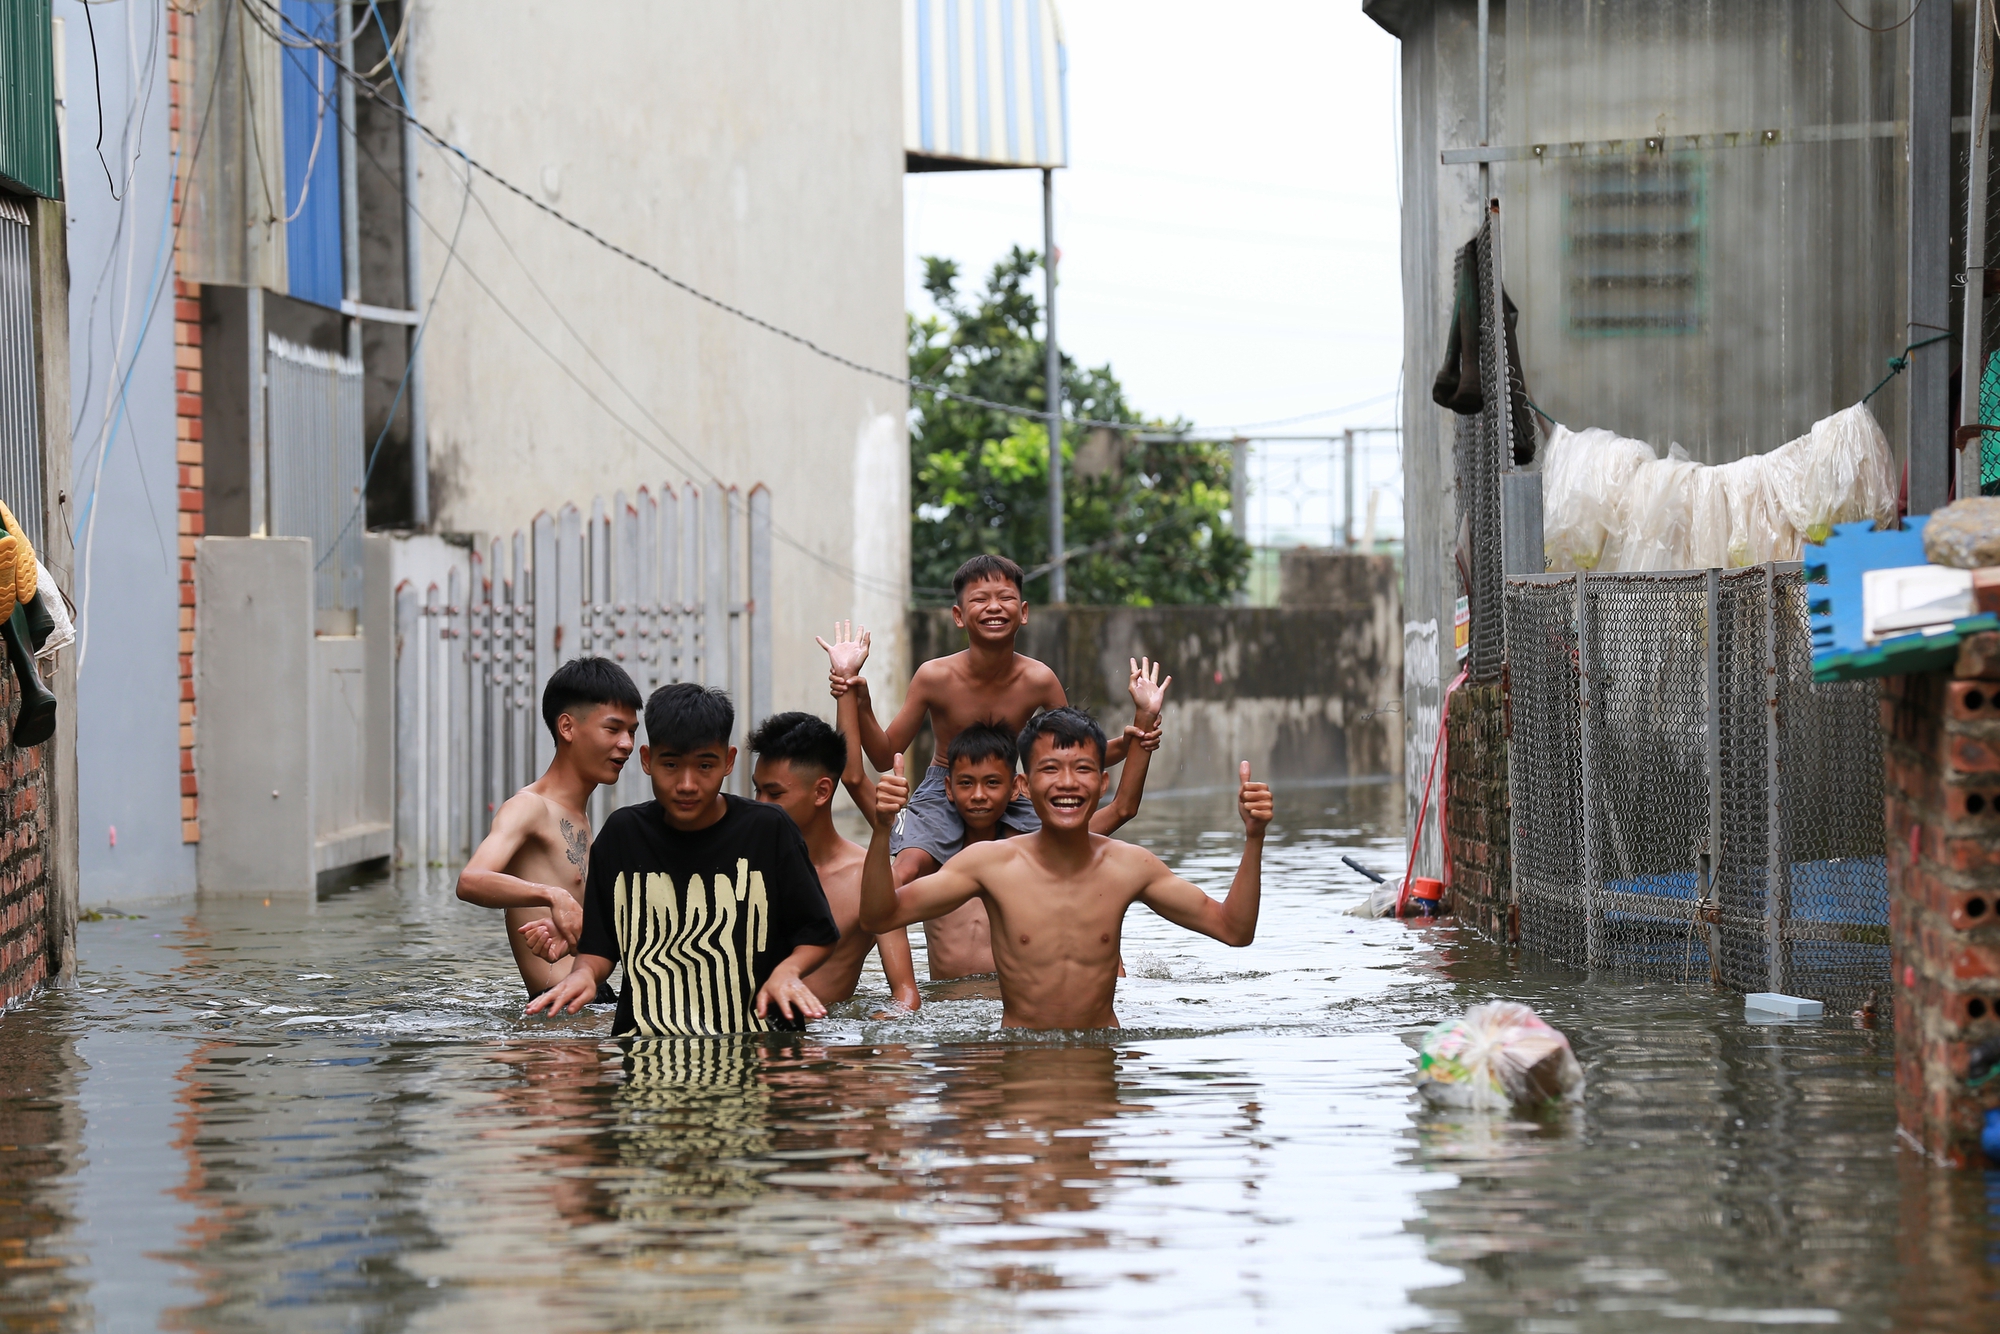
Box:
1506;564;1888;1009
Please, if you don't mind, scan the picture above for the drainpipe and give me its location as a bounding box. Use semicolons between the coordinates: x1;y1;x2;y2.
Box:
1043;166;1064;603
1477;0;1490;202
339;0;359;367
402;43;428;529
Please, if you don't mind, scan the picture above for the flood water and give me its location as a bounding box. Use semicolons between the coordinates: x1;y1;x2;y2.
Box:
1;782;1995;1332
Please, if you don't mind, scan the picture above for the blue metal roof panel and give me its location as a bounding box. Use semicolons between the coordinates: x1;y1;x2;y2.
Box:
906;0;1066;171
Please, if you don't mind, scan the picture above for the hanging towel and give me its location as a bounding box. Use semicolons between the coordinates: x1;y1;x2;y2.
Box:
1431;236;1540;466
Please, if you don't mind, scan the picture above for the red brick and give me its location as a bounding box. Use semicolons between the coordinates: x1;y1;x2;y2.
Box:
177;488;202;511
176;394;201;418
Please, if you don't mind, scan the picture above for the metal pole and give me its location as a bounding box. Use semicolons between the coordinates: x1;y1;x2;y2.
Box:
339;0;360;366
248;288;267;535
402;57;429;529
1576;572;1602;970
1043;167;1065;603
1343;428;1355;547
1961;0;1995;500
1908;0;1953;513
1705;566;1724;987
1477;0;1490;201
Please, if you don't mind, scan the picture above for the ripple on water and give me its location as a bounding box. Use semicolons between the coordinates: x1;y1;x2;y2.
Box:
0;783;1992;1331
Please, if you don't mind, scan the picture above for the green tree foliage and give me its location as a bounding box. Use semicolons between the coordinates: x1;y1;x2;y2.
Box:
909;248;1250;606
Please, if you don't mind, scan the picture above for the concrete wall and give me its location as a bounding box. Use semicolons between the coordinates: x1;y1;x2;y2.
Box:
408;1;911;727
907;587;1403;792
57;0;191;902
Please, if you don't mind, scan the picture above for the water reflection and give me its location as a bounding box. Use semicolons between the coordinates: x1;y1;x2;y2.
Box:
0;781;1993;1329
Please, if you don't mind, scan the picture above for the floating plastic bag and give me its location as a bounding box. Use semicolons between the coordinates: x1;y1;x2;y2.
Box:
1347;877;1403;918
1541;425;1657;571
1414;1001;1585;1110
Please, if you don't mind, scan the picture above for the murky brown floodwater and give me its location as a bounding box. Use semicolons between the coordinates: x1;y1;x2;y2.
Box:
0;782;1993;1332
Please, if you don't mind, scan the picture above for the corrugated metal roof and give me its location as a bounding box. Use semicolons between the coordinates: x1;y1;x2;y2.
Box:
0;0;62;200
905;0;1068;172
281;0;342;309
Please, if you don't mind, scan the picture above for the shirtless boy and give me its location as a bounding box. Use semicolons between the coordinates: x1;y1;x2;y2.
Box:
750;711;922;1013
834;660;1170;977
818;553;1152;977
456;657;641;1000
859;708;1273;1031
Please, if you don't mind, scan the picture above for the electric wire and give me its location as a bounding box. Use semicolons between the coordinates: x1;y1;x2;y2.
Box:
238;0;1163;435
80;0;122;199
1830;0;1927;35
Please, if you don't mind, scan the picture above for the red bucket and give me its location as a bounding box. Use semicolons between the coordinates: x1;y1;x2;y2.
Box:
1407;877;1444;917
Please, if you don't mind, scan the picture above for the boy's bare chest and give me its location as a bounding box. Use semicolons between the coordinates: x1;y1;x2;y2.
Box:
513;812;589;896
932;669;1049;731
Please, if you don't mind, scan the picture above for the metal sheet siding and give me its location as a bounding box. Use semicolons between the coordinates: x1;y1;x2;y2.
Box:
280;1;342;309
905;0;1066;170
0;195;43;549
0;0;61;200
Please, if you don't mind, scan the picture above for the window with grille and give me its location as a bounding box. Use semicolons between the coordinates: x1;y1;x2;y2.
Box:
1564;159;1706;337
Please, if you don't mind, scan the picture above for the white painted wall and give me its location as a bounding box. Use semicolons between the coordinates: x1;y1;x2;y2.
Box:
408;1;911;727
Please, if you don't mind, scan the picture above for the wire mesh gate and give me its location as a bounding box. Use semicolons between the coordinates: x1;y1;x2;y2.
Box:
1505;564;1888;1009
394;483;773;866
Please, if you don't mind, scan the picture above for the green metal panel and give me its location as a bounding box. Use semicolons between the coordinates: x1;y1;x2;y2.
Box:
0;0;60;200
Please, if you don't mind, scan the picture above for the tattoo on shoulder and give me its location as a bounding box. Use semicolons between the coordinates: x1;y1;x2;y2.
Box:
560;818;587;866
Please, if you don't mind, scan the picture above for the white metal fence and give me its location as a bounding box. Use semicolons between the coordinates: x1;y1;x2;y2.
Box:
266;333;364;620
394;483;773;866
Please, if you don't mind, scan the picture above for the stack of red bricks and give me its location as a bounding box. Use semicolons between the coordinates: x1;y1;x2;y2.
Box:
1881;635;2000;1167
169;3;200;846
1446;681;1514;941
0;669;52;1009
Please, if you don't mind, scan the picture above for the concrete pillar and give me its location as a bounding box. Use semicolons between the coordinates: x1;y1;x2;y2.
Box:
1882;640;2000;1166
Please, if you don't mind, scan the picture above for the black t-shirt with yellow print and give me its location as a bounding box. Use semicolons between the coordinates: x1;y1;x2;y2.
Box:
577;795;840;1037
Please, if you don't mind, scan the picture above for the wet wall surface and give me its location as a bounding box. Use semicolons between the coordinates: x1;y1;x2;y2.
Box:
0;784;1993;1332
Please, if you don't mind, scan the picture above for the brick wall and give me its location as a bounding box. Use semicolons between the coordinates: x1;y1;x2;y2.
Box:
169;6;201;845
1446;681;1513;942
1881;645;2000;1167
0;668;53;1010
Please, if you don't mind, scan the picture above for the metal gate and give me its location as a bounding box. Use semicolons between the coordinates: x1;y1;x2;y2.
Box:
1505;563;1888;1009
394;483;773;866
0;193;42;550
265;334;364;625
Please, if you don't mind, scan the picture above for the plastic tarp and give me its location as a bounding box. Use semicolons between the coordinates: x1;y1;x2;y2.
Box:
1542;404;1898;572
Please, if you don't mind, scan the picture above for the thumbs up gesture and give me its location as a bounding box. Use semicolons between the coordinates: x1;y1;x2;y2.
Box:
1238;760;1273;838
876;753;911;823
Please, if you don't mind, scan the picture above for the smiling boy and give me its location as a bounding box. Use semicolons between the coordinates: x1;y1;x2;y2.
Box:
457;657;641;1000
860;708;1273;1031
524;684;839;1034
818;554;1154;978
749;711;921;1013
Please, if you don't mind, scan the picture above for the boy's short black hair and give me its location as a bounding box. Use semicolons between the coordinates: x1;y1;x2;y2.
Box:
1017;707;1107;765
749;711;846;778
945;722;1018;773
541;656;642;742
952;553;1025;601
645;683;735;754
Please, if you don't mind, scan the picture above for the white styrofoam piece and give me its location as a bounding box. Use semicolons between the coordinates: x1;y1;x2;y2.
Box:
1745;992;1825;1019
1862;564;1973;643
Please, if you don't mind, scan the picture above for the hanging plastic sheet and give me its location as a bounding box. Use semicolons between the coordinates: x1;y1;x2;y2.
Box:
1543;404;1896;572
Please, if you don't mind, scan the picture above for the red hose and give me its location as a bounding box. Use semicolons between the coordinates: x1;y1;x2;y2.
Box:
1399;668;1467;917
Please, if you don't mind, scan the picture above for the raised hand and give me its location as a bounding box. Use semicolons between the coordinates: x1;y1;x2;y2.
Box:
1128;656;1171;722
876;753;910;824
816;620;872;695
1238;760;1273;838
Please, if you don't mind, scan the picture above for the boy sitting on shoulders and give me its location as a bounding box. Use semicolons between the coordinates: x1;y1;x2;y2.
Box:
748;711;922;1013
833;658;1170;978
817;554;1156;978
859;708;1272;1031
524;684;839;1035
457;657;641;1001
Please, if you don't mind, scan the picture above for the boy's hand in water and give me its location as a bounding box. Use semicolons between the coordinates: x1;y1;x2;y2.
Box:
816;621;871;695
516;917;573;963
525;966;597;1016
1238;761;1273;838
755;959;828;1024
875;754;910;822
1127;656;1172;724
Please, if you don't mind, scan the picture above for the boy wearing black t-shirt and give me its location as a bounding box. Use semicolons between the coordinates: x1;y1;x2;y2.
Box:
524;684;840;1035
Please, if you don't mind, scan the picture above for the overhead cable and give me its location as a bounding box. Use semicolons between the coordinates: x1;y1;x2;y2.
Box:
238;0;1166;434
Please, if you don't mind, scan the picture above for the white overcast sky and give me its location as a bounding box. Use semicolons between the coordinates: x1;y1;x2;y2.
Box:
903;0;1405;438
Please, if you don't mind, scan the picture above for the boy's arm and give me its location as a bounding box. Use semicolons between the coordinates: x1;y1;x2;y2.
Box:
851;675;930;773
524;953;612;1015
1094;658;1170;832
834;679;881;829
1136;762;1271;946
873;928;921;1011
457;796;582;945
756;944;832;1023
859;757;986;932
